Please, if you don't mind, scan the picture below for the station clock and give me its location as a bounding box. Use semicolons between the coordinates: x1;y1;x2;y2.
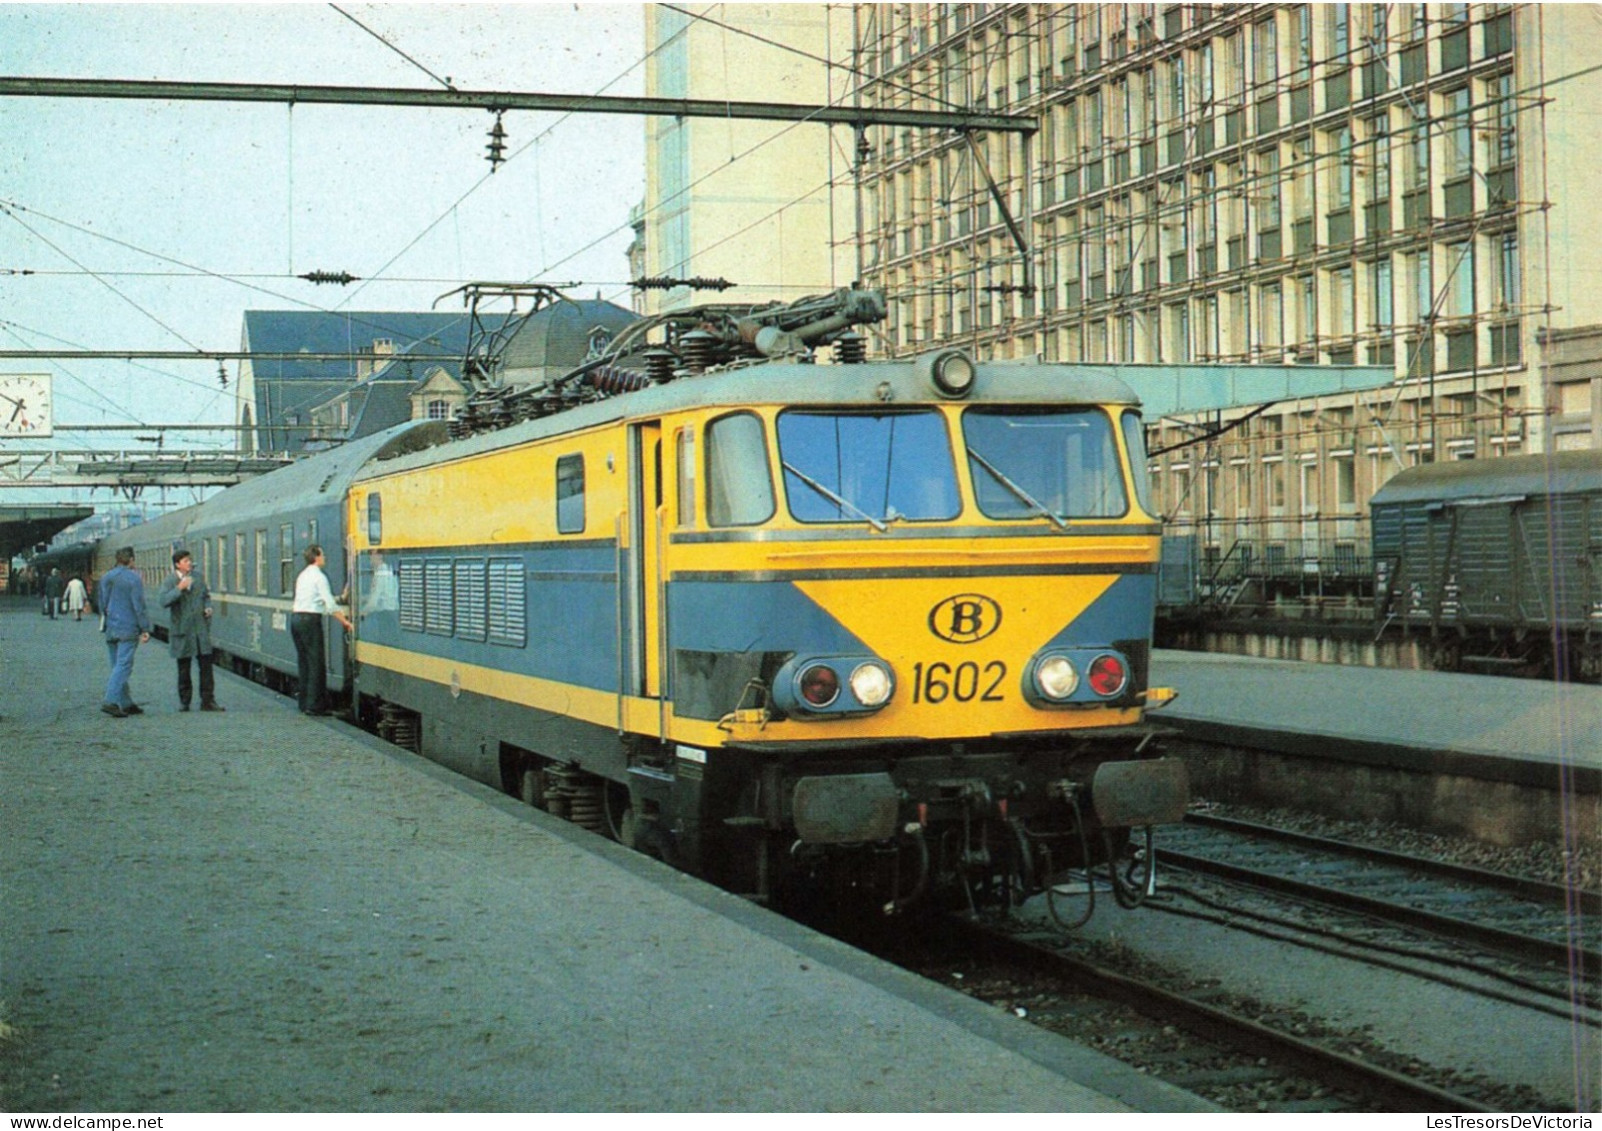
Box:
0;373;53;437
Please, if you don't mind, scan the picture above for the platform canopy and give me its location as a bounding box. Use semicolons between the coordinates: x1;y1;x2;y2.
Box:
1111;362;1397;418
0;504;93;562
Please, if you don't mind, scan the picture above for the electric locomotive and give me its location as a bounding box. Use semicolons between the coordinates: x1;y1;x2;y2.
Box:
343;288;1188;911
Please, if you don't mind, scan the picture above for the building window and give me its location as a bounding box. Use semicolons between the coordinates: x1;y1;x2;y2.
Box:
426;399;451;421
1335;457;1357;507
1494;232;1520;311
1253;17;1278;85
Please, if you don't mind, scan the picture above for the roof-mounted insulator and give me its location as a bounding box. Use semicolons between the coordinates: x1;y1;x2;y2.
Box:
486;111;508;172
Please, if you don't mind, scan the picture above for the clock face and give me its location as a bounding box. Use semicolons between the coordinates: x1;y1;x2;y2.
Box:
0;373;52;437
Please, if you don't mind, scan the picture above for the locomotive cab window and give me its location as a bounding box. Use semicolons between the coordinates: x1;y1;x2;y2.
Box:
706;412;775;526
367;493;383;545
776;409;959;525
1121;411;1155;514
964;407;1129;521
556;454;585;534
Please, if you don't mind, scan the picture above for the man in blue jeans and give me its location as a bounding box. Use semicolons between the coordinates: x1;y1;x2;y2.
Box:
98;546;152;718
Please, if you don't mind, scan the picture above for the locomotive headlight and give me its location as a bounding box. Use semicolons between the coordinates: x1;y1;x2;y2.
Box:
916;348;977;399
931;350;976;398
1088;653;1129;697
849;661;893;708
1035;655;1079;700
798;664;841;707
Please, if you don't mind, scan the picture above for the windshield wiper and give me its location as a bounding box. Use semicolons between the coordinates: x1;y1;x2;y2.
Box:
966;447;1069;531
781;461;888;532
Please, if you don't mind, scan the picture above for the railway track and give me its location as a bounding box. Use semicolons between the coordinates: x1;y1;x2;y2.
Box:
918;914;1514;1113
1156;813;1600;1018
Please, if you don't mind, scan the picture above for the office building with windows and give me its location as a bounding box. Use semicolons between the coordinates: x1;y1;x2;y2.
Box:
847;3;1602;575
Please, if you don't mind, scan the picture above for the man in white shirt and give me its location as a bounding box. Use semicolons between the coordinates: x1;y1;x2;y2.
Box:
291;544;352;716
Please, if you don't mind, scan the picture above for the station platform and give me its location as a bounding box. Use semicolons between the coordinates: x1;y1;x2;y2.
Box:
0;598;1207;1114
1152;648;1602;782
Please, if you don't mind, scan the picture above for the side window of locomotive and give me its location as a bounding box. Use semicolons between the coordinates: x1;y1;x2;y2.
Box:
556;454;586;534
963;407;1129;520
676;429;695;528
706;412;775;527
1121;411;1155;515
367;493;383;546
776;409;959;524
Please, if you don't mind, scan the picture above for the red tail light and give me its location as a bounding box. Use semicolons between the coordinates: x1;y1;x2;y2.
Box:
799;664;840;706
1088;654;1128;697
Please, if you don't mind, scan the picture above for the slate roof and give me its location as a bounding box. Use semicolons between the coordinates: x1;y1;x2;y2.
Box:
501;297;638;379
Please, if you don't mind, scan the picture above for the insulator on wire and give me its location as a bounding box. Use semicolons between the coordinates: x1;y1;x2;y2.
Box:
833;332;867;365
632;275;735;292
300;270;358;286
486;111;508;172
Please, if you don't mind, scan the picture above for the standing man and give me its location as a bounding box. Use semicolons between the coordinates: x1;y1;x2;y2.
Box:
44;568;63;619
98;546;151;718
291;543;352;716
159;549;223;713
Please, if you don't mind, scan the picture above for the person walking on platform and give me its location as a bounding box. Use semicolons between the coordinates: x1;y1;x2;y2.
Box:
63;574;88;621
291;543;351;716
97;547;150;718
159;549;223;713
44;568;63;619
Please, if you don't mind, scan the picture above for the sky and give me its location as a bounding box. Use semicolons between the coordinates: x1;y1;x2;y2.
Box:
0;2;648;454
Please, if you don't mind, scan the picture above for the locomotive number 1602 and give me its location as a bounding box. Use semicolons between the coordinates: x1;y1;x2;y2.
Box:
908;659;1008;704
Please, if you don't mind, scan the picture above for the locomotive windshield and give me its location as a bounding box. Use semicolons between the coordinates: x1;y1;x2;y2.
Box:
963;407;1129;521
776;409;960;525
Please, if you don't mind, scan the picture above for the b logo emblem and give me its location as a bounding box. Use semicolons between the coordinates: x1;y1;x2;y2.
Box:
928;594;1002;644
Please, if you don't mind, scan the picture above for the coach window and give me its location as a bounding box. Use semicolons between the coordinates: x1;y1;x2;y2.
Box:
556;454;585;533
367;493;383;545
706;412;775;527
234;532;247;593
279;524;294;594
217;535;228;593
675;429;696;528
255;530;268;595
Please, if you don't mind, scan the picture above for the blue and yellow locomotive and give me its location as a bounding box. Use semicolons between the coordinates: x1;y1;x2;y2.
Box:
105;288;1188;912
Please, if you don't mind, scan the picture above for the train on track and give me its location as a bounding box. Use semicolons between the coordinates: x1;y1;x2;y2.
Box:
29;287;1191;913
1372;449;1602;682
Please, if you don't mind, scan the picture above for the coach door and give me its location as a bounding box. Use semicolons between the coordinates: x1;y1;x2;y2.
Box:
623;420;666;736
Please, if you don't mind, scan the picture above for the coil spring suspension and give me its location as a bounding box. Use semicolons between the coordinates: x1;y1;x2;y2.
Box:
376;703;420;752
543;765;606;832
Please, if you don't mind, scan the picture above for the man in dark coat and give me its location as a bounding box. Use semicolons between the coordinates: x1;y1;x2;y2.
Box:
44;568;63;619
158;549;223;712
